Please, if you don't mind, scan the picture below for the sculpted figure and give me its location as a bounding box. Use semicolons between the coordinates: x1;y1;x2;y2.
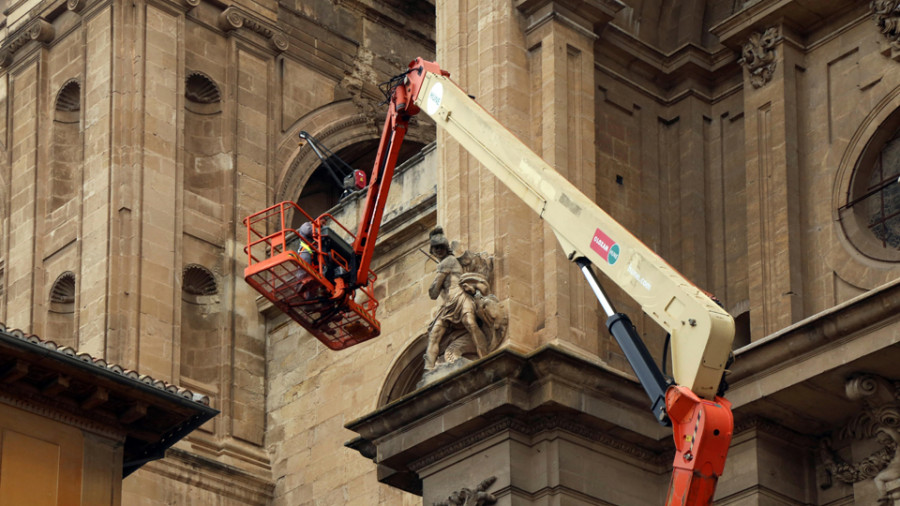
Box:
875;426;900;501
423;227;507;371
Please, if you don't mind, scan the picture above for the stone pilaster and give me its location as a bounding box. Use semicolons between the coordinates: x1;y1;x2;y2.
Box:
517;0;615;356
435;0;623;357
715;18;805;339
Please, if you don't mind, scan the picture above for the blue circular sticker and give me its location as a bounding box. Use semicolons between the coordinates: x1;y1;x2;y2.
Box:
608;244;620;265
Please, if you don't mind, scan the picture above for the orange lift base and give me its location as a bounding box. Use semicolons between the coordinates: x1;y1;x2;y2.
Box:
244;252;380;350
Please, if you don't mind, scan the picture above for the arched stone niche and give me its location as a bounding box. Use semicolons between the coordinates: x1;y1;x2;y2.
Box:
276;99;434;227
377;333;427;407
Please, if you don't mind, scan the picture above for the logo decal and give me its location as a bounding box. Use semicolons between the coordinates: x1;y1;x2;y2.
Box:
590;228;619;265
426;82;443;115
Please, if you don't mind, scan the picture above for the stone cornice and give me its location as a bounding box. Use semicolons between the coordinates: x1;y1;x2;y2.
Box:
733;416;817;448
0;17;54;68
515;0;625;27
143;448;275;505
218;6;288;52
601;22;739;77
711;0;866;50
731;278;900;383
728;278;900;410
407;414;665;472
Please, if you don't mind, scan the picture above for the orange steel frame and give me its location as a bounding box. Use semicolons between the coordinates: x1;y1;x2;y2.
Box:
243;201;379;349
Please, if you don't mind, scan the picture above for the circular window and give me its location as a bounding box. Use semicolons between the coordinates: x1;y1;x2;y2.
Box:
839;112;900;262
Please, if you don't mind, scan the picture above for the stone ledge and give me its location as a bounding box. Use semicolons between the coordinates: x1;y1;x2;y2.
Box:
345;345;672;497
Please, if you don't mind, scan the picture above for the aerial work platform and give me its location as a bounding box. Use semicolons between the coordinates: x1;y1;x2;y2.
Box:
243;201;380;350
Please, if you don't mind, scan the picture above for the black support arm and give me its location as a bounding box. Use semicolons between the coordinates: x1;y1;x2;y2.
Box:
575;257;671;426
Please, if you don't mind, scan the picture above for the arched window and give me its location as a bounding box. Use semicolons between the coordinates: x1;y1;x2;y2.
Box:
47;271;76;347
50;79;81;214
839;111;900;262
293;137;427;228
181;264;220;384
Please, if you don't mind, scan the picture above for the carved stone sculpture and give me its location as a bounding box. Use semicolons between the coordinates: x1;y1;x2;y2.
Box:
872;0;900;59
421;227;508;374
434;476;497;506
820;373;900;503
740;27;779;88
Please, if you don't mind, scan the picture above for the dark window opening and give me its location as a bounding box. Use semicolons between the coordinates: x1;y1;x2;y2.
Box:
294;138;426;223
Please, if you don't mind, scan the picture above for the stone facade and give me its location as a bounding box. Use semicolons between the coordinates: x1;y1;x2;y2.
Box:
0;0;899;504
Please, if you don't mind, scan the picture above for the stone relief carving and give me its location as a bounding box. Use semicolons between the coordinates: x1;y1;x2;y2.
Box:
739;27;779;88
820;373;900;503
873;0;900;59
420;227;508;378
434;476;497;506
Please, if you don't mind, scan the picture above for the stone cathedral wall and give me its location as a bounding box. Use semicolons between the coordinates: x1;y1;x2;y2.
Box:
0;0;899;504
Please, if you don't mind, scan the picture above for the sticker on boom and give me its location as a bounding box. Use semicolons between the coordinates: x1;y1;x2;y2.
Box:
591;228;620;265
426;82;443;115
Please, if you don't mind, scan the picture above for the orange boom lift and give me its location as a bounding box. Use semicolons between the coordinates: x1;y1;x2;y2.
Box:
243;58;734;503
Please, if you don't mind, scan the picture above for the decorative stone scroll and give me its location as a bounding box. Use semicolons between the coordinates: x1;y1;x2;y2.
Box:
820;373;900;503
872;0;900;60
0;19;55;68
218;7;289;52
434;476;497;506
739;27;780;88
419;227;508;384
67;0;87;12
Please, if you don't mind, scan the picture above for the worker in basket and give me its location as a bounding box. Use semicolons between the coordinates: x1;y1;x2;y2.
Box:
296;221;322;299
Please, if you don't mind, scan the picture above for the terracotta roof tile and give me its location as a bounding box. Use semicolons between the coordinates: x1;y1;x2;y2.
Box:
0;322;210;406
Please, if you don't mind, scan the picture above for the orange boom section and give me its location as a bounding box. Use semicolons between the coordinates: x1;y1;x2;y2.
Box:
243;201;380;349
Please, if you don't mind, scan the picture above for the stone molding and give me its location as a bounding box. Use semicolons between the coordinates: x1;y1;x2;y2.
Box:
218;6;289;52
733;416;815;447
872;0;900;60
408;413;662;472
819;373;900;501
0;18;55;68
143;447;275;505
739;26;780;88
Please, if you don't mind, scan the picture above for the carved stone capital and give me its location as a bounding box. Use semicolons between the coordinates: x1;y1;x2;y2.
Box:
0;18;55;69
218;7;288;52
820;373;900;502
739;26;780;88
872;0;900;61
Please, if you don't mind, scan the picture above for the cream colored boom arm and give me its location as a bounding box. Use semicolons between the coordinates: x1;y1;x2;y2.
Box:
412;71;734;399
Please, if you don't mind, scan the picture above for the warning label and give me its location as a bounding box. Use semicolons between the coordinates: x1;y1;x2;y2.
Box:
590;228;620;265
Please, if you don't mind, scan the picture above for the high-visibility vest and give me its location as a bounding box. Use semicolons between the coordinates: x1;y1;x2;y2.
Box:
299;241;313;256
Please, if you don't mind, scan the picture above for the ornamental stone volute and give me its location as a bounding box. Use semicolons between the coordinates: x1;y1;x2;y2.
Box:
820;373;900;503
872;0;900;60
